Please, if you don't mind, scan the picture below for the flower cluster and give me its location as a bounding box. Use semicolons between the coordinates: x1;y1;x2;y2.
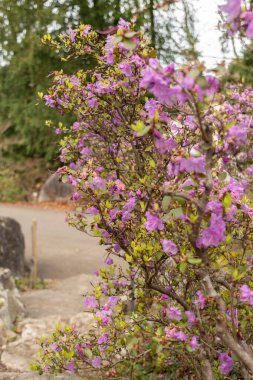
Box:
221;0;253;38
33;15;253;380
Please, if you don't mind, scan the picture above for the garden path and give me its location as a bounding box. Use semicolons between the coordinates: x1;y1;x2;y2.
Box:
0;203;109;379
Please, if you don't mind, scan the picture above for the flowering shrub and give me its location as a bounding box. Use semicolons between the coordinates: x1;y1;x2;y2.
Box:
33;10;253;380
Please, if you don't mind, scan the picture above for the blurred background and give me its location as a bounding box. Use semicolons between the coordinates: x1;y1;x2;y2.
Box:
0;0;249;203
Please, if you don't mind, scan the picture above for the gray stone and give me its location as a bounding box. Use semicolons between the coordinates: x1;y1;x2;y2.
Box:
38;173;72;202
0;268;25;329
1;314;93;375
0;218;25;276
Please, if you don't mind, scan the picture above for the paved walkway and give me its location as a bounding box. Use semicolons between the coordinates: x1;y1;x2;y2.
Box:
0;204;105;279
0;204;105;378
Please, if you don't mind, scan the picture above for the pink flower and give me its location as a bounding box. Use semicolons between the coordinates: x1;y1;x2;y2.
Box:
154;135;177;154
122;197;136;212
173;330;188;342
196;213;226;248
241;11;253;39
226;125;247;145
50;343;58;352
196;290;206;309
93;176;107;189
68;28;76;43
185;311;196;327
82;25;91;36
66;360;76;372
104;257;114;265
179;156;206;174
220;0;241;22
119;62;133;78
165;327;187;341
72;192;81;201
145;99;159;117
161;239;178;255
98;333;109;345
145;212;164;232
167;306;182;321
85;207;99;215
85;296;97;309
189;336;199;350
160;294;169;300
91;356;102;368
240;284;253;305
219;353;234;375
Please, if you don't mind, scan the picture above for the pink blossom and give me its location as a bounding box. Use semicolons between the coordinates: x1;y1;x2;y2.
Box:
226;125;247;145
219;353;234;375
154;135;177;154
44;95;54;107
91;356;102;368
167;306;182;321
161;239;178;255
98;333;109;345
50;343;59;352
104;257;114;265
85;296;97;309
92;176;107;189
196;290;206;309
87;97;98;107
173;330;188;342
241;11;253;39
119;62;133;78
220;0;241;22
247;165;253;176
189;336;199;350
165;327;187;341
118;18;130;29
145;99;159;117
145;212;164;232
179;156;206;174
240;284;253;305
85;207;99;215
196;213;226;248
122;197;136;212
72;192;81;201
68;28;76;42
82;25;91;35
185;311;196;327
66;360;76;372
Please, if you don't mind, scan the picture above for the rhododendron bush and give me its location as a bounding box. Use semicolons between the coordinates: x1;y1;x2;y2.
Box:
33;4;253;379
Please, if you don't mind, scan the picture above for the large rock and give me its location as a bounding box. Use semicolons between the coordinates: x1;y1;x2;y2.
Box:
38;173;72;202
0;268;25;330
0;218;25;276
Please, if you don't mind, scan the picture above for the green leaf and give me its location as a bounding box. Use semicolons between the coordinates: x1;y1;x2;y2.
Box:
179;262;187;273
149;159;156;168
168;207;183;219
136;125;152;137
219;172;227;181
124;31;137;38
61;174;68;183
122;39;137;50
173;196;187;205
223;193;232;210
126;254;133;263
162;196;171;211
84;348;93;358
188;258;202;265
